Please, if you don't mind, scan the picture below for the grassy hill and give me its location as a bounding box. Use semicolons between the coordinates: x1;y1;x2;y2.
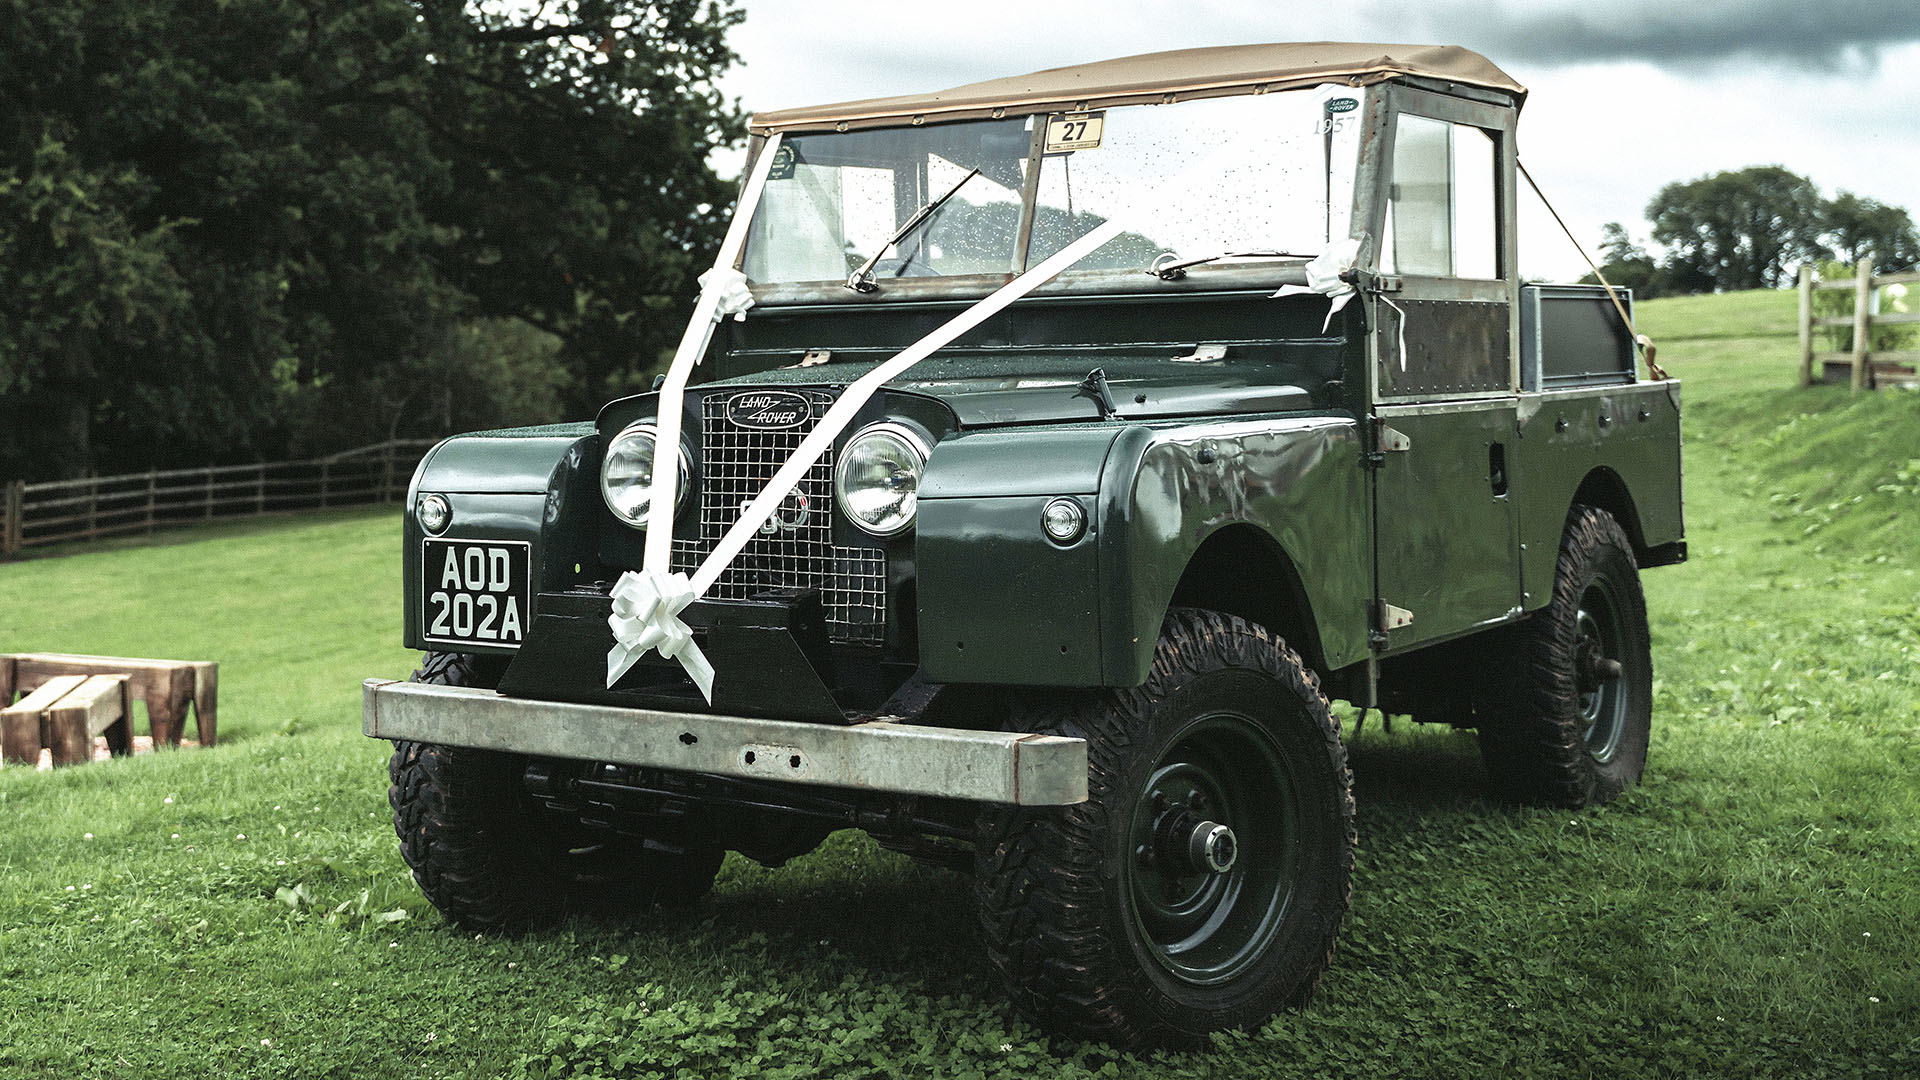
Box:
0;290;1915;1079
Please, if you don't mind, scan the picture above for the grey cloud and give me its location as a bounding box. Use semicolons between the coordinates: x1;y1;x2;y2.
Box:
1407;1;1920;69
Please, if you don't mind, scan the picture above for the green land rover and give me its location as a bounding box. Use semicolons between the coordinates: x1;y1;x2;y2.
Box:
365;42;1684;1046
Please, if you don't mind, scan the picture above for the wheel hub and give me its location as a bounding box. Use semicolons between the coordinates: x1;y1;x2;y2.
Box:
1147;808;1237;875
1575;587;1629;763
1575;635;1622;695
1126;714;1299;987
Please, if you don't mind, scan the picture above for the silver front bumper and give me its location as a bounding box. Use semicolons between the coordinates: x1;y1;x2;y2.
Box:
361;679;1088;806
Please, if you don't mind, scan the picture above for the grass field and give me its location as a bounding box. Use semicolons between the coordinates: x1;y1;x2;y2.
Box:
2;288;1916;1079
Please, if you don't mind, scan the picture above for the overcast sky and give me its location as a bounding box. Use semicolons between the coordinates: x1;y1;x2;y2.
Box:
714;0;1920;281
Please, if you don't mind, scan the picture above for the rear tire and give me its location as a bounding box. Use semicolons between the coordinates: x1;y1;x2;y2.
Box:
975;609;1354;1048
1477;506;1653;807
388;652;724;933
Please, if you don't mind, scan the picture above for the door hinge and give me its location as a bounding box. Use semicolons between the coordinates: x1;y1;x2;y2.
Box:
1375;600;1414;633
1362;424;1411;469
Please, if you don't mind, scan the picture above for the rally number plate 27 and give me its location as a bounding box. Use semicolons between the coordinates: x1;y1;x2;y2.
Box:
421;539;530;649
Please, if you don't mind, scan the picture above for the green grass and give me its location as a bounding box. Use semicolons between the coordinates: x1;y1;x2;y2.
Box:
2;291;1917;1078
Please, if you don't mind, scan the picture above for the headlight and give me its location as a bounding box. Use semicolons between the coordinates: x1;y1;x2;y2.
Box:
600;422;690;528
835;422;929;537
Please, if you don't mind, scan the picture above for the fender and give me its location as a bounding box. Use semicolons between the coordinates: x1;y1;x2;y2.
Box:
1098;416;1373;686
402;424;597;653
916;415;1374;688
1512;382;1685;607
914;424;1126;685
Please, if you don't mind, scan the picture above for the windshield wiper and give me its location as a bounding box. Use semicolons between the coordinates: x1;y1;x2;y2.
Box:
1148;250;1317;281
845;168;980;293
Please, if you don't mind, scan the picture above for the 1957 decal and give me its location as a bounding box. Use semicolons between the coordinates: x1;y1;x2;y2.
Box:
422;539;530;648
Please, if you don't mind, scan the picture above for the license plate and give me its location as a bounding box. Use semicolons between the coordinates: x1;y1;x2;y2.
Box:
422;539;530;649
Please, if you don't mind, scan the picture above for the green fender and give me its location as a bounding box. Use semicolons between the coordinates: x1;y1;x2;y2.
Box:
916;415;1373;687
402;424;597;653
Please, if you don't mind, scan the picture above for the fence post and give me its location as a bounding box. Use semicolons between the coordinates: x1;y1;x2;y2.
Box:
2;480;22;556
145;468;157;533
204;467;214;520
1797;264;1814;386
255;463;266;513
379;441;396;504
1851;257;1874;392
319;460;330;508
87;474;98;537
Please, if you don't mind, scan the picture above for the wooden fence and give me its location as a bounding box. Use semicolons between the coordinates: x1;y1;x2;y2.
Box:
1798;259;1920;390
1;439;437;556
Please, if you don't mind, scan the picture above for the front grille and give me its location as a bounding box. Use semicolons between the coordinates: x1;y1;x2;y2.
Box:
669;390;886;645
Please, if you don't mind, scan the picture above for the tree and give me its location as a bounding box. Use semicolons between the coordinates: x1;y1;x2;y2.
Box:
0;0;742;482
1580;221;1667;298
1646;166;1829;292
1824;192;1920;272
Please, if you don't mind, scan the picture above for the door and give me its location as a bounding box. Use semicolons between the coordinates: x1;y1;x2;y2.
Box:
1367;89;1523;650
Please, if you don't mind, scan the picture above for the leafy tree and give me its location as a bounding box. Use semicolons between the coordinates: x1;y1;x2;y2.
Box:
286;317;570;450
1646;166;1829;292
1579;221;1667;298
1824;192;1920;272
0;0;742;482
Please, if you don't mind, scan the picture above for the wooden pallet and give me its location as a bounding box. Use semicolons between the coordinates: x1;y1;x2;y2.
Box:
1;674;134;766
1;653;216;750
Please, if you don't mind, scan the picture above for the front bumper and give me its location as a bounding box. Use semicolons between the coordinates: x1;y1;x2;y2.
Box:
362;679;1088;806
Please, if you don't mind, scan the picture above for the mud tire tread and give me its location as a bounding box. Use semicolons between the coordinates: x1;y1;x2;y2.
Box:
975;609;1355;1048
1477;506;1653;808
388;652;721;934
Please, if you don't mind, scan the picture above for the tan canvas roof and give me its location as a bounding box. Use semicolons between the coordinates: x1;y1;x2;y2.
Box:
749;42;1525;134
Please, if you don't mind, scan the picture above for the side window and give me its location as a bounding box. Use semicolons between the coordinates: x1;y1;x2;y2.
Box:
1381;115;1498;279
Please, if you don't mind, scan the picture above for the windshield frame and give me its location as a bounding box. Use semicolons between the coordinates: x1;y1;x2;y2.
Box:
733;82;1381;305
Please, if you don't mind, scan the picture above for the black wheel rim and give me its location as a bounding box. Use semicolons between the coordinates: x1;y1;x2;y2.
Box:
1127;711;1297;986
1575;579;1627;763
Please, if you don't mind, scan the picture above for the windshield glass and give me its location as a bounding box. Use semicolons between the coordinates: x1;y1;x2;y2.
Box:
744;118;1033;285
741;84;1365;290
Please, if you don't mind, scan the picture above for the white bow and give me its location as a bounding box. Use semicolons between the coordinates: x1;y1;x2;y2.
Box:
697;266;756;324
606;568;715;701
1272;236;1364;332
1271;235;1408;369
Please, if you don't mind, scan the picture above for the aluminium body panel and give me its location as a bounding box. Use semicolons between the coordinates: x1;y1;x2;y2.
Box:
1511;381;1685;603
1371;399;1524;651
403;429;599;655
1098;415;1374;685
916;493;1104;685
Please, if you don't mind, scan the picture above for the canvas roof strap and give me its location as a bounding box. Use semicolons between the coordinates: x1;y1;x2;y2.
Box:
1518;160;1668;381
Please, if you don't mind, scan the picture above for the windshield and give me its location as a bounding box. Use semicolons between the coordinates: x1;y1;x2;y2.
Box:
742;84;1365;291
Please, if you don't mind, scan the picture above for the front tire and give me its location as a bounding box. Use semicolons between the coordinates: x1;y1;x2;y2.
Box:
388;652;724;933
1477;506;1653;807
975;610;1355;1048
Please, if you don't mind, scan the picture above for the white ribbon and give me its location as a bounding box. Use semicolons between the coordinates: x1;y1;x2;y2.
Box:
608;212;1128;700
1271;236;1363;332
1270;234;1408;370
697;266;756;323
607;567;714;699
